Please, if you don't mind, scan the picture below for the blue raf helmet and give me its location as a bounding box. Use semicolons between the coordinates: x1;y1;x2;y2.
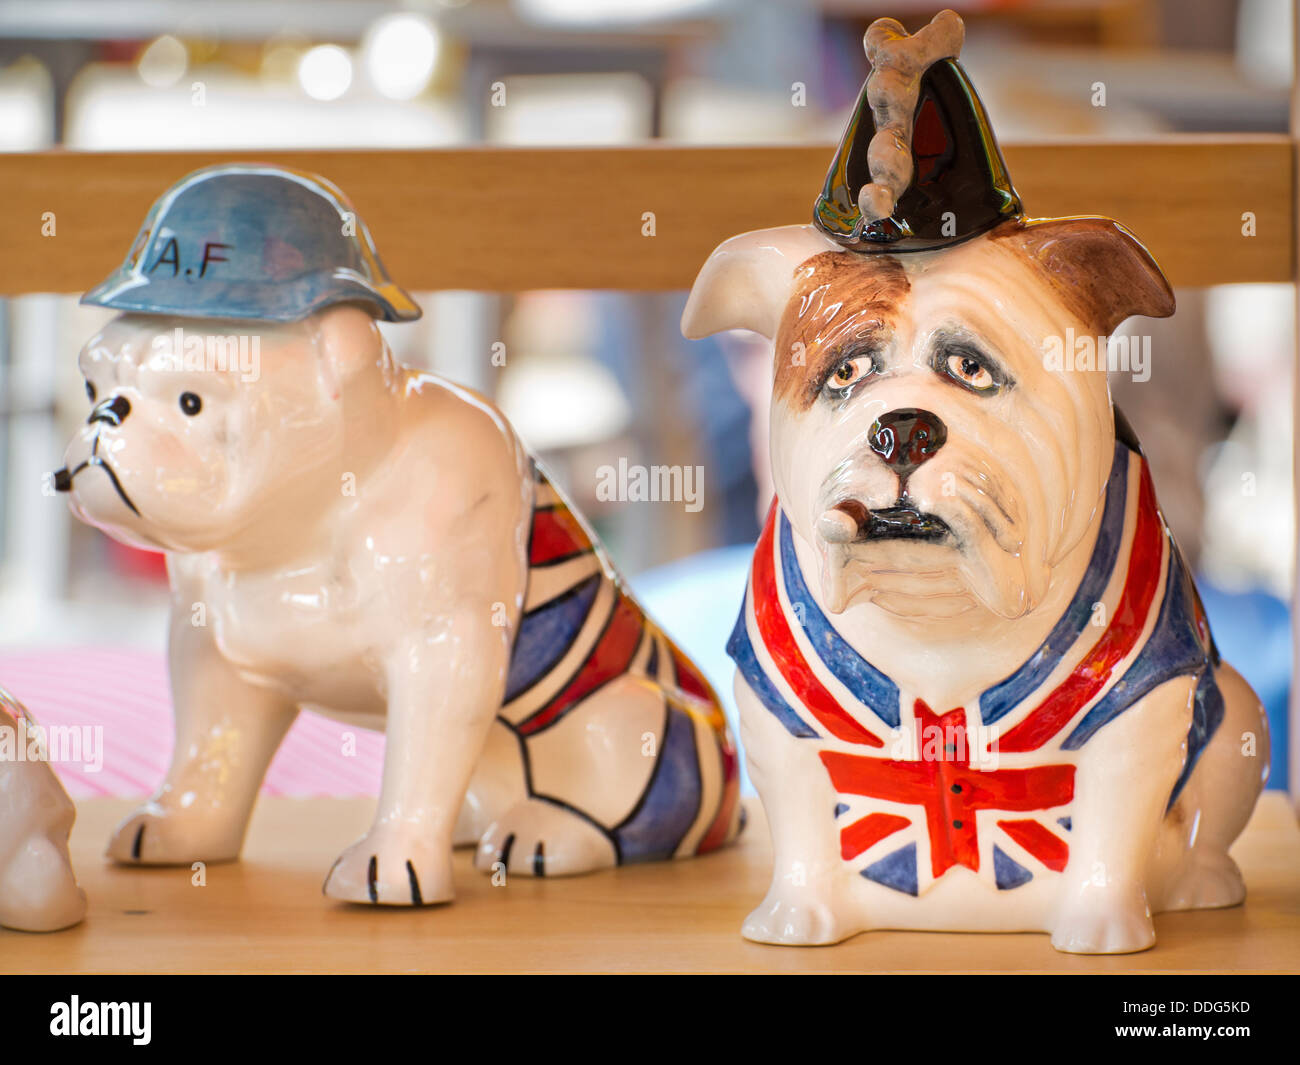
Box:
82;163;421;323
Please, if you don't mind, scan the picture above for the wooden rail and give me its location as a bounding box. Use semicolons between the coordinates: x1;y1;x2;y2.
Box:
0;136;1290;294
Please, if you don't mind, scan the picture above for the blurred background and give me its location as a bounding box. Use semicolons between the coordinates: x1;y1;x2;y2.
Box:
0;0;1291;797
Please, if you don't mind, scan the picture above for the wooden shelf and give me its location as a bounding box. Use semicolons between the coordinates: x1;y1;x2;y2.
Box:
1;138;1290;295
3;793;1297;973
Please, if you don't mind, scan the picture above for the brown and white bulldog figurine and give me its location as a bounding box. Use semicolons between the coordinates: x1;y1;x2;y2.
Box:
0;688;86;932
684;11;1268;953
55;164;741;907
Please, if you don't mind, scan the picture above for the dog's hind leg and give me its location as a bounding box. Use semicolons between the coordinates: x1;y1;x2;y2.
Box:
474;674;660;877
1153;662;1269;912
474;797;618;878
476;669;741;877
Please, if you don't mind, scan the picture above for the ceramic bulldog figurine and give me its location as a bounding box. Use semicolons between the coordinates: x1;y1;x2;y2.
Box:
54;164;741;906
684;10;1268;953
0;687;86;931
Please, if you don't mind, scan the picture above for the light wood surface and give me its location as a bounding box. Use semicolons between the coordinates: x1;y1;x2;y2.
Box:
2;793;1296;973
1;137;1289;295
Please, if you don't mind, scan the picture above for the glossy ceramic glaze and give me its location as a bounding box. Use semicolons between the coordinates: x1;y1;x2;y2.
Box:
0;687;86;932
56;165;741;906
82;163;420;323
683;10;1268;953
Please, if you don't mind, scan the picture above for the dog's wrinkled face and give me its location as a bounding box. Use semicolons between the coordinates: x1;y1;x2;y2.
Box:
684;216;1173;622
770;238;1112;621
58;306;385;554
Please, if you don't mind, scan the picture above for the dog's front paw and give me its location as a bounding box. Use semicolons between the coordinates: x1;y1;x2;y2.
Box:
323;827;453;907
1051;884;1156;954
743;887;858;946
107;802;243;865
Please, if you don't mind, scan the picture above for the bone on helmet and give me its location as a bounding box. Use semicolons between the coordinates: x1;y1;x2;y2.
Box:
682;9;1173;344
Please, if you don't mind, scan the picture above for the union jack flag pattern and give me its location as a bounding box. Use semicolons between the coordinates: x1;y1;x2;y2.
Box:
729;435;1221;897
498;462;743;863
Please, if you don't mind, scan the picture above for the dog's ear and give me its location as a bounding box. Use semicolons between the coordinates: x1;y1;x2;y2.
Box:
682;225;839;340
312;304;387;385
997;216;1175;332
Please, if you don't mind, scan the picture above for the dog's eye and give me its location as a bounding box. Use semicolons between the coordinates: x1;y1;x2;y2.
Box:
826;356;874;395
944;353;997;392
179;392;202;416
85;381;96;403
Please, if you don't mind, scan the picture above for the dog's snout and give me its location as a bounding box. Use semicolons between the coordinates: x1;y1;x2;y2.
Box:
869;408;947;479
88;394;131;427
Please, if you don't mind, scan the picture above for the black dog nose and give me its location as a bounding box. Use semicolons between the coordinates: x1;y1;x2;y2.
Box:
869;408;947;480
89;394;130;427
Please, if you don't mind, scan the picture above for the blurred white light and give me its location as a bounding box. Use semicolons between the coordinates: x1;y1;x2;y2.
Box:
364;14;441;100
298;45;352;101
137;35;188;89
486;73;651;145
0;57;54;150
66;68;466;150
515;0;716;25
1237;0;1292;90
499;356;631;451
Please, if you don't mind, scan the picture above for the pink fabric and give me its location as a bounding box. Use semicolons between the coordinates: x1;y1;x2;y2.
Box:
0;647;385;798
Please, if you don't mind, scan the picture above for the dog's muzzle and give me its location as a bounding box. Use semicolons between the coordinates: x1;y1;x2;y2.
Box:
52;405;141;516
818;501;951;544
868;408;946;480
818;408;952;544
88;395;131;428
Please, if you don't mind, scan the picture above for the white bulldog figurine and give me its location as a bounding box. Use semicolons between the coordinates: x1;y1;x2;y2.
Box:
684;11;1268;953
0;688;86;932
55;164;741;906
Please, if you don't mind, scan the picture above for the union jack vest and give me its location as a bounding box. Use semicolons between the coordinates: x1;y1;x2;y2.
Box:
728;433;1222;896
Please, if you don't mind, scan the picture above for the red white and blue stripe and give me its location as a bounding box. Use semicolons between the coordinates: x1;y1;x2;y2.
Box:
500;462;741;865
